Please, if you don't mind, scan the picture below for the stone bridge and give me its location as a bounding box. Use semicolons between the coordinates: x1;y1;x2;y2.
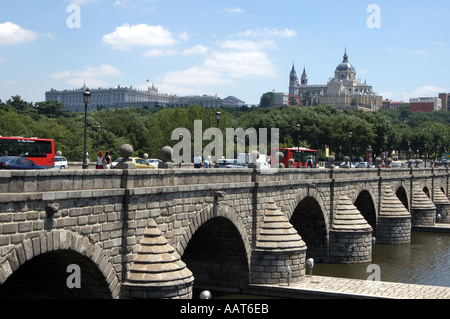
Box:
0;166;449;299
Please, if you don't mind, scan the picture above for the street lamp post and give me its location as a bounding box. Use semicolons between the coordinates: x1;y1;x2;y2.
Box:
216;111;221;163
349;132;353;166
97;125;101;154
296;124;301;168
408;141;412;160
82;88;91;169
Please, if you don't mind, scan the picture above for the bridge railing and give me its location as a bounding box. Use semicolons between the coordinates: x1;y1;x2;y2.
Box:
0;167;444;195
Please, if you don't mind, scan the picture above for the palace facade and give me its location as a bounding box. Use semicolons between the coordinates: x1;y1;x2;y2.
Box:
45;84;245;112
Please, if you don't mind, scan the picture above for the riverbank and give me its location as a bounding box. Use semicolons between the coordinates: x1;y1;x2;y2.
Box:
412;223;450;233
245;275;450;299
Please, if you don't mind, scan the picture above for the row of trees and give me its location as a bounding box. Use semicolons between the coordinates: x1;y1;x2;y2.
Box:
1;95;449;163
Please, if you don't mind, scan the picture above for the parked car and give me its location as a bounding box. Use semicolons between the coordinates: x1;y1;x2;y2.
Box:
146;158;162;168
54;156;68;169
338;162;356;168
355;162;369;168
112;157;155;169
0;156;46;170
216;159;248;168
391;161;406;168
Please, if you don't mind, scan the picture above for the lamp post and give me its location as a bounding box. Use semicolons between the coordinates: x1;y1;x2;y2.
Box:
349;132;353;166
408;141;412;160
97;125;101;154
179;133;183;168
367;145;373;167
384;137;388;159
216;111;221;162
296;124;301;168
82;88;91;169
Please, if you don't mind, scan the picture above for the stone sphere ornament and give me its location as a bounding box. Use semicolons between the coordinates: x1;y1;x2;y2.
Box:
160;146;173;162
119;144;133;159
159;146;174;169
117;144;135;169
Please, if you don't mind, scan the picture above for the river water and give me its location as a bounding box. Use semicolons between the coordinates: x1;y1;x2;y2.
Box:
313;231;450;288
204;231;450;299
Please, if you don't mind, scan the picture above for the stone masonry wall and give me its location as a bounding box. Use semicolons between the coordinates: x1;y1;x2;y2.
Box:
0;167;449;298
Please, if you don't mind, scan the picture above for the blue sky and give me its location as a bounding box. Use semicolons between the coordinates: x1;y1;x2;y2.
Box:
0;0;449;105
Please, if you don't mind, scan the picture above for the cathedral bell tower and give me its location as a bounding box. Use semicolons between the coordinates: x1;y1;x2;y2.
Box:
289;64;300;95
301;67;308;86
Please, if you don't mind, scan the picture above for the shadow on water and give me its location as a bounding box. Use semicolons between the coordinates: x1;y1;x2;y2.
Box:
313;231;450;288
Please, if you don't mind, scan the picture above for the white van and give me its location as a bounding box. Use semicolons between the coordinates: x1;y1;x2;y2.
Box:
54;156;68;169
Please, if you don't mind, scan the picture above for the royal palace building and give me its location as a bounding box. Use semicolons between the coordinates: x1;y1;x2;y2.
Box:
45;84;244;112
289;50;382;110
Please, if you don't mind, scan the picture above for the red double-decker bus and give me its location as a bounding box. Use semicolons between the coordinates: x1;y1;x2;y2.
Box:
271;147;317;168
0;137;55;168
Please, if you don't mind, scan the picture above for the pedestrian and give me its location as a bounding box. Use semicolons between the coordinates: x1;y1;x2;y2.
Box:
203;156;211;168
96;150;105;169
194;152;202;168
104;151;112;169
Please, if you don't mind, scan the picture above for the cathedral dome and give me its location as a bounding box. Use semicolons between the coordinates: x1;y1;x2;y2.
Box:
336;49;355;72
336;62;355;72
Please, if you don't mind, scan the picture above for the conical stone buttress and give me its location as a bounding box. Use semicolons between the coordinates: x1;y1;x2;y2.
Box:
377;187;411;244
433;187;450;223
411;186;436;226
329;196;373;264
122;219;194;299
251;199;307;285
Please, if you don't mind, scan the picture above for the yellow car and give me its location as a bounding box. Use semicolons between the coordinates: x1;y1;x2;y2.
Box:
112;157;155;169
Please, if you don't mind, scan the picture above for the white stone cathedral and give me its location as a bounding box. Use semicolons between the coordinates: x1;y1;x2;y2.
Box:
289;50;382;110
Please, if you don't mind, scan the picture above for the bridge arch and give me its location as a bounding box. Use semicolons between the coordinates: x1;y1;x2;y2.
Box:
285;187;330;228
288;188;329;262
423;186;431;198
0;230;120;299
178;204;251;293
353;187;377;233
395;185;409;211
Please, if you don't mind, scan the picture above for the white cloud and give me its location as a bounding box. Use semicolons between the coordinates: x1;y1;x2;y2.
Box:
401;85;448;101
380;92;396;100
158;50;276;94
1;80;19;85
203;51;276;78
102;23;178;50
142;49;178;57
0;22;39;45
66;0;100;4
50;65;122;88
181;45;210;56
225;7;244;14
238;28;297;38
142;45;210;57
162;67;231;87
220;39;276;51
409;49;426;56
